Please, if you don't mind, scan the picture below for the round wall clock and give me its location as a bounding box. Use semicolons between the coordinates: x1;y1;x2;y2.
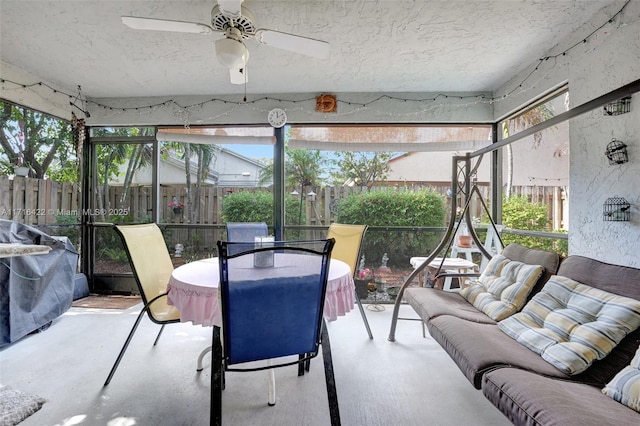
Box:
267;108;287;128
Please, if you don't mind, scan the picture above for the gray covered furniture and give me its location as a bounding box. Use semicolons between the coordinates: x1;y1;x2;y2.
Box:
404;244;640;425
0;220;78;346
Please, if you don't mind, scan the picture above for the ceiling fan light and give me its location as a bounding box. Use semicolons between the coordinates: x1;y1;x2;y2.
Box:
215;38;249;69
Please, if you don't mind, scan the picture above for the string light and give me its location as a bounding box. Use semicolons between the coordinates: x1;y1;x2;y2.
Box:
498;0;631;99
0;0;631;121
528;177;569;183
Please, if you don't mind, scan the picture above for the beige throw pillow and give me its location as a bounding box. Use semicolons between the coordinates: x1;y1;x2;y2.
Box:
602;346;640;412
460;254;543;321
499;275;640;375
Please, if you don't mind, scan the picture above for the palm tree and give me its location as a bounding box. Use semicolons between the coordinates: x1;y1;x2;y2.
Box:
93;127;154;221
162;141;217;223
190;143;217;223
96;143;129;221
258;147;326;189
258;147;326;229
500;100;557;198
120;129;154;211
286;149;326;188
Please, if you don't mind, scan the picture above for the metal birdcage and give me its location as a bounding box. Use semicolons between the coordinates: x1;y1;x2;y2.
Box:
604;139;628;165
603;96;631;116
603;196;630;222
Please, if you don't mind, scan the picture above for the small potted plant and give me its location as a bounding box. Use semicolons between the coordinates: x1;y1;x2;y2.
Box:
457;234;472;247
354;255;373;299
13;152;29;177
355;268;374;299
168;197;184;214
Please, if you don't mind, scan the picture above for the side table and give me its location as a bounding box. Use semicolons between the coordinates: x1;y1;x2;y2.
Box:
409;257;478;292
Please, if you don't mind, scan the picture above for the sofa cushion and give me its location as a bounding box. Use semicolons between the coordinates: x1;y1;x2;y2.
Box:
500;243;561;299
602;346;640;412
557;255;640;386
427;316;570;389
557;255;640;300
460;254;543;321
482;367;640;426
404;288;497;324
499;275;640;375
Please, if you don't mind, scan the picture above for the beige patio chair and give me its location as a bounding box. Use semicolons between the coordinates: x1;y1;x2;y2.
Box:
327;223;373;340
103;223;181;386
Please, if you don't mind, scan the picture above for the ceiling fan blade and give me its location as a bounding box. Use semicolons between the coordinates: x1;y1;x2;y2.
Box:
217;0;243;20
229;68;248;85
122;16;214;35
254;29;330;59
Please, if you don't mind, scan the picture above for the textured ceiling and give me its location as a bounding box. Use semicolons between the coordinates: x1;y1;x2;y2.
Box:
0;0;619;99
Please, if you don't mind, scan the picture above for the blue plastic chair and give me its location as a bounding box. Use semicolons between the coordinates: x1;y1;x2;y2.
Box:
225;222;268;255
211;239;341;426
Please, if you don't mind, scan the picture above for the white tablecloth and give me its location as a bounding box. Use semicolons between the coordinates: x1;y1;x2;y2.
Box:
167;256;355;327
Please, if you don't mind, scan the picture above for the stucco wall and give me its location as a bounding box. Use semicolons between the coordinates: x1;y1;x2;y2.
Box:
494;1;640;266
82;91;494;126
568;7;640;267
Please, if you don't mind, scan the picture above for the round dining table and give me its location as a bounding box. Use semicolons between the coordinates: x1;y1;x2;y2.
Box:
166;255;356;327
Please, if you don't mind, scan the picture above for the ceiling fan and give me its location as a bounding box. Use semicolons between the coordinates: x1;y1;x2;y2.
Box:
122;0;330;85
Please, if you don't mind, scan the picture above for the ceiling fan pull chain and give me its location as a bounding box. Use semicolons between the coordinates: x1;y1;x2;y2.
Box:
243;65;247;102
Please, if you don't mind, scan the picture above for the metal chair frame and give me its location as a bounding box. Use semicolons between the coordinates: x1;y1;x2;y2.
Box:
103;223;180;386
327;223;374;340
211;239;341;426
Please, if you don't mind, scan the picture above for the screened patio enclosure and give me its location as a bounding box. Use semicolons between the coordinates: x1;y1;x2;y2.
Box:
79;78;639;295
2;0;639;291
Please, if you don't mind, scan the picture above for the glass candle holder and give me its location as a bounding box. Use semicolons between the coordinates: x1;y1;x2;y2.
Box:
253;236;274;267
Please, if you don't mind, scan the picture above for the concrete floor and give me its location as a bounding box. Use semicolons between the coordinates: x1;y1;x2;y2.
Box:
1;302;511;426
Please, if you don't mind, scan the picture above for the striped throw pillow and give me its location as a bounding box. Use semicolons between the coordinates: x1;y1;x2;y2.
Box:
460;254;543;321
499;275;640;375
602;346;640;412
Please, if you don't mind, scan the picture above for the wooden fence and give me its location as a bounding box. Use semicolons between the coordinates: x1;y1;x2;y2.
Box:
0;176;79;226
0;176;565;230
510;185;567;230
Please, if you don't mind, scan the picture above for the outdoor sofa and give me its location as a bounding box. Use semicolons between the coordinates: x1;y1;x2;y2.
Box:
404;243;640;425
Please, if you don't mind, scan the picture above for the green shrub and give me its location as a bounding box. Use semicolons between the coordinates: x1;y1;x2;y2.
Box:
98;246;129;262
501;195;567;255
221;191;303;225
335;189;446;268
502;195;548;230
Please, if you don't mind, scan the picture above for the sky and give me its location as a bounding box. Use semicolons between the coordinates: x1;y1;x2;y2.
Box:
220;144;273;161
